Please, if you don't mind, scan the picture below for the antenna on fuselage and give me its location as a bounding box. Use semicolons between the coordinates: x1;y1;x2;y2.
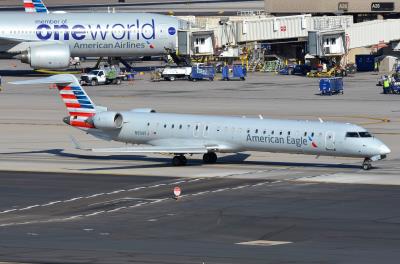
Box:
259;114;263;120
318;118;324;123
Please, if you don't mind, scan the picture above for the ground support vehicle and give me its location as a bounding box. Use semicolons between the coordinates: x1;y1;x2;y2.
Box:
190;66;215;81
80;69;124;86
307;68;336;78
161;66;192;81
319;77;344;95
278;64;311;76
222;65;247;81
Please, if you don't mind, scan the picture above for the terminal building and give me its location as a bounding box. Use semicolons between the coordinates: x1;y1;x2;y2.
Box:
264;0;400;21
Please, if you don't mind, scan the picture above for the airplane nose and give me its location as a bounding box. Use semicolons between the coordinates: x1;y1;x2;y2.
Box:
380;144;391;155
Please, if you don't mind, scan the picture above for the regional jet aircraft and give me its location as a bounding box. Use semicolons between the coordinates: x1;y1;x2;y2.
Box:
0;12;180;68
11;75;391;170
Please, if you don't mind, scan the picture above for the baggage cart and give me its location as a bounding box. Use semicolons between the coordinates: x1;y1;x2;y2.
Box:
222;65;246;81
319;77;344;95
190;66;215;81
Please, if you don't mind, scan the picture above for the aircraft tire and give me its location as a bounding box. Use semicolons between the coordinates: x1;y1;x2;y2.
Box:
172;155;187;166
203;152;217;164
362;158;372;170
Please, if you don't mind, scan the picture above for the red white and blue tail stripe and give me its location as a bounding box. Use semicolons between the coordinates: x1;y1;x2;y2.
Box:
57;85;96;128
10;74;98;129
24;0;49;13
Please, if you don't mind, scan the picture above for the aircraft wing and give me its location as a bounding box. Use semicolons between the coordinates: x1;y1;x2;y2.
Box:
91;146;209;154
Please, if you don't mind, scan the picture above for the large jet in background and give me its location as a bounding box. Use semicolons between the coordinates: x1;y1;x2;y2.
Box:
11;74;391;170
0;12;181;68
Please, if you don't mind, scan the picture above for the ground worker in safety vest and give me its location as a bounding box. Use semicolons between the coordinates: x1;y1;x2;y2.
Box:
383;75;391;94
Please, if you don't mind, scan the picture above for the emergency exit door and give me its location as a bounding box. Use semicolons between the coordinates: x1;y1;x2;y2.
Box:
325;131;335;151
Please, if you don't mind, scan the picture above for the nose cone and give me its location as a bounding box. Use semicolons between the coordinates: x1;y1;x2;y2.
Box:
380;144;391;155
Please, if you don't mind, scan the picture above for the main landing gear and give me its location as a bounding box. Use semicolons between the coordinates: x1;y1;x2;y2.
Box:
171;152;218;166
362;158;372;170
203;152;217;164
172;155;187;166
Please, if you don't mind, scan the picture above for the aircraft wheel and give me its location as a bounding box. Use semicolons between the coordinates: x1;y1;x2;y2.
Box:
203;152;217;164
362;158;372;170
172;155;187;166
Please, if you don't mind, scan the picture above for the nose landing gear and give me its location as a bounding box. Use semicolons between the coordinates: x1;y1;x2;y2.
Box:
362;158;372;170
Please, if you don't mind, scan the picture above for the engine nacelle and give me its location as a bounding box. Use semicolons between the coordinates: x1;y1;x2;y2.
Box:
91;112;123;130
20;44;70;69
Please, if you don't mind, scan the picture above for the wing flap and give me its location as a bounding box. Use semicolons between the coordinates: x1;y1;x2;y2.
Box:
91;146;209;154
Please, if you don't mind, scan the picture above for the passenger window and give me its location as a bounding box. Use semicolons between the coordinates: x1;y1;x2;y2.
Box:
171;124;174;129
263;130;266;134
311;132;314;137
247;129;250;133
255;129;258;134
206;126;209;131
346;132;359;138
147;122;150;126
279;131;282;135
196;125;199;130
164;124;167;128
179;124;182;129
288;131;291;135
271;130;274;135
304;132;307;136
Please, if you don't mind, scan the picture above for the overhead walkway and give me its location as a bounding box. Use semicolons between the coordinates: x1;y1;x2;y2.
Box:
346;19;400;49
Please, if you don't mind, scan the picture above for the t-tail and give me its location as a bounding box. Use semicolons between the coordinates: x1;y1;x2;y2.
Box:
23;0;49;13
10;74;105;129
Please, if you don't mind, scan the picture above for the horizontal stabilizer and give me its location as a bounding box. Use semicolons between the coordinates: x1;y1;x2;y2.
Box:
9;74;79;86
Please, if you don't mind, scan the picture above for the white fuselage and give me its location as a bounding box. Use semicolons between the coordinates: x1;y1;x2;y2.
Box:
96;111;390;159
0;12;180;56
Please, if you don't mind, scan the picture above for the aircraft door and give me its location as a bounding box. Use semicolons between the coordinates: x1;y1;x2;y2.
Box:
325;131;336;151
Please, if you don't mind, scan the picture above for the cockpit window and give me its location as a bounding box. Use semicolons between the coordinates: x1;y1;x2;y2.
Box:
359;132;372;138
346;132;359;138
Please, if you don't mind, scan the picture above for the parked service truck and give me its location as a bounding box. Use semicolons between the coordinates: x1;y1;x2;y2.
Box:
80;69;123;86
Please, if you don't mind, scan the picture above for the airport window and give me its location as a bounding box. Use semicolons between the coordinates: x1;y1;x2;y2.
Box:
331;38;336;45
346;132;359;138
255;129;258;134
179;124;182;129
359;132;372;138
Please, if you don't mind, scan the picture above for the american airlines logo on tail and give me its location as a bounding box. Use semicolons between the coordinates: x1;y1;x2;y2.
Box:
24;0;48;13
35;19;160;41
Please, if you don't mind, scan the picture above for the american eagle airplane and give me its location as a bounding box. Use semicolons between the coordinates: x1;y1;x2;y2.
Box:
11;74;391;170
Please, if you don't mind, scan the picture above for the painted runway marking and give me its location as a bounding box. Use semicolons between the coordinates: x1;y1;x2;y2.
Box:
231;185;250;190
0;209;17;214
63;197;83;202
191;191;210;196
211;188;229;193
85;211;105;217
85;193;104;198
41;201;61;206
107;206;127;213
236;240;292;247
18;205;40;211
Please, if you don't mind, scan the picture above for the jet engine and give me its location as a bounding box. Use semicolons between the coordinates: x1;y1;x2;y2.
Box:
20;43;70;69
91;112;123;130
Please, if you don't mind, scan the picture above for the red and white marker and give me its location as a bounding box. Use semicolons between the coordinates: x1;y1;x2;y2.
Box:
173;186;181;198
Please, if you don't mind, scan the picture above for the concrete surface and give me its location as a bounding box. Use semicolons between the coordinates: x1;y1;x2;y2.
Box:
0;59;400;263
